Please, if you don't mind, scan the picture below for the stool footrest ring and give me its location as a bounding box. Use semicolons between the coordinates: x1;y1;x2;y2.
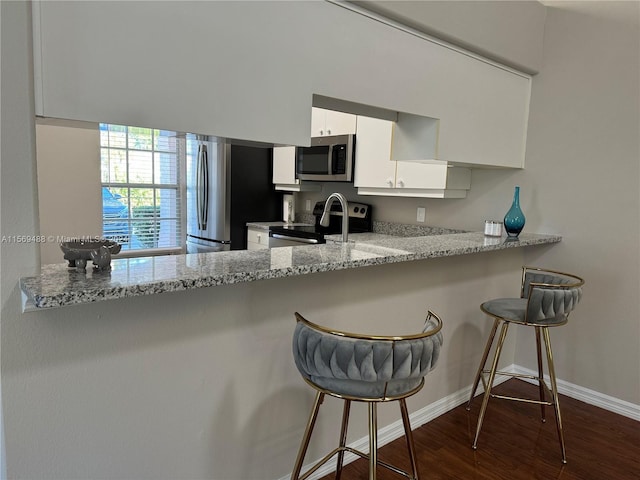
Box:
491;393;554;406
478;370;555;406
298;445;417;480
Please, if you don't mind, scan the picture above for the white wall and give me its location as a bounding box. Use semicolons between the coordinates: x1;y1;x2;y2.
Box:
35;120;102;264
5;250;529;480
1;1;638;479
0;1;40;479
517;1;639;402
300;0;640;403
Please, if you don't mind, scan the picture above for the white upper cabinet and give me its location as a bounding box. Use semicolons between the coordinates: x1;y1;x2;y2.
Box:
311;108;357;137
32;1;530;166
272;146;320;192
354;116;396;188
273;147;298;186
354;116;471;198
435;60;529;169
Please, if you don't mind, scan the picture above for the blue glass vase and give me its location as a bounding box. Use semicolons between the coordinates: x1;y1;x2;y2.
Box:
504;186;525;237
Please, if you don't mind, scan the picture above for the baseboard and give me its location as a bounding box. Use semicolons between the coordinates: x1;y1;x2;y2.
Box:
511;365;640;422
280;366;639;480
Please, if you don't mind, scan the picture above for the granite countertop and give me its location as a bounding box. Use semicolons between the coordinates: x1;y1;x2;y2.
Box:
20;231;561;311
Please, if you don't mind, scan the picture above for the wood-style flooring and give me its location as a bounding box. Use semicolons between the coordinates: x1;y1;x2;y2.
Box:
318;379;640;480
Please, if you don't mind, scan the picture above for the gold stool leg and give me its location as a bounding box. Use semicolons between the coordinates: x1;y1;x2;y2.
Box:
467;318;501;410
535;326;546;422
399;398;420;480
335;400;351;480
542;327;567;464
472;321;510;450
291;391;325;480
368;402;378;480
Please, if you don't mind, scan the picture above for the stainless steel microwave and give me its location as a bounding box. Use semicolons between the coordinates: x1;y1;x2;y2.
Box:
295;134;355;182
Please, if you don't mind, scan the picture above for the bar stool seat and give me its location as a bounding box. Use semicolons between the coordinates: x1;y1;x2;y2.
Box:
467;266;584;464
291;310;443;480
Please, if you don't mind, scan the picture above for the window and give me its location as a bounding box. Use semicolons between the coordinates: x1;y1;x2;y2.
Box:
100;124;184;252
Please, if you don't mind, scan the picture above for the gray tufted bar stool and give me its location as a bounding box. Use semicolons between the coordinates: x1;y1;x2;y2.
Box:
291;310;443;480
466;266;584;464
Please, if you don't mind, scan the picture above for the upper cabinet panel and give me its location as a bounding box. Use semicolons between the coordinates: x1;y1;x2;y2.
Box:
311;108;357;137
33;1;530;167
32;1;314;146
349;1;545;74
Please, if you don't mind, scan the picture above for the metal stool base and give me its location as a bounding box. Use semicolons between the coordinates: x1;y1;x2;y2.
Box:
292;383;424;480
466;319;567;464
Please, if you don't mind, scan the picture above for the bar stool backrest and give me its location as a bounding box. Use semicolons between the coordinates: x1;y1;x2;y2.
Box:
520;267;585;325
292;311;443;401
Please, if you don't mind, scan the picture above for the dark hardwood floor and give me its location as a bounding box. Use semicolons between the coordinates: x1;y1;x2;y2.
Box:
318;379;640;480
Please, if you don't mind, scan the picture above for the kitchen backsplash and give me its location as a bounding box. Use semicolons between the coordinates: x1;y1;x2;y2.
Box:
295;213;465;236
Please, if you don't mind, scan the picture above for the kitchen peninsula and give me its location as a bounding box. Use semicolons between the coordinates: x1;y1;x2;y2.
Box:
20;229;560;310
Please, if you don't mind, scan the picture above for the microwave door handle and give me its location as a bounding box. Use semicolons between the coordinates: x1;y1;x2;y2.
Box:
327;144;334;175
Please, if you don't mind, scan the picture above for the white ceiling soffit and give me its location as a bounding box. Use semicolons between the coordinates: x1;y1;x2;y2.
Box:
344;0;546;74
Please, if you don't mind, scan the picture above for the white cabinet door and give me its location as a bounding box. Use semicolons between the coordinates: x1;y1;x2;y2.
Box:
272;146;321;192
324;110;357;136
355;116;470;198
310;108;326;137
311;108;357;137
396;161;470;191
354;116;395;188
247;227;269;250
435;61;529;168
395;162;448;189
273;147;298;185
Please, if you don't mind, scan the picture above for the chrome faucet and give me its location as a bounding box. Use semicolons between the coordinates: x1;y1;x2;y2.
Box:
320;193;349;243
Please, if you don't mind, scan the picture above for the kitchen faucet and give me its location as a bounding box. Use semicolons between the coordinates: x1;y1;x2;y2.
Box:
320;193;349;243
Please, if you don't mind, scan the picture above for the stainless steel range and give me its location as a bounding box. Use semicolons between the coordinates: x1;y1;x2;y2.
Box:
268;200;372;247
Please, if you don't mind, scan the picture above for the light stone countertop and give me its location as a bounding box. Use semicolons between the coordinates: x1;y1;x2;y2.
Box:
20;231;561;311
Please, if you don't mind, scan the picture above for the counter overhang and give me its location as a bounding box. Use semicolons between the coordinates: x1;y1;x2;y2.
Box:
20;231;561;311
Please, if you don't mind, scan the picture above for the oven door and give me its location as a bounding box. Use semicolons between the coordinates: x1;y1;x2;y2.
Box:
268;226;325;248
268;233;323;248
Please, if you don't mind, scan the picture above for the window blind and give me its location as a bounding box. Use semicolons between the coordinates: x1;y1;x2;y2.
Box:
100;124;183;251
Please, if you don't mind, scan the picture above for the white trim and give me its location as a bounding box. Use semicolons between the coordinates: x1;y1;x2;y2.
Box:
511;365;640;422
279;365;640;480
31;1;44;116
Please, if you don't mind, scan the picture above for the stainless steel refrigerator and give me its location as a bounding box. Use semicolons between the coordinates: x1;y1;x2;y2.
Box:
186;135;281;253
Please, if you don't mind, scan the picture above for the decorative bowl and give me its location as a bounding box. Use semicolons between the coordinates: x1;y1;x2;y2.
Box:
60;240;121;271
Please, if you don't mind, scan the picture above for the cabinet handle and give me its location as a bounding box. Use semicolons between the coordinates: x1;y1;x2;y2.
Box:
326;129;331;135
319;129;324;136
387;179;394;187
398;179;405;187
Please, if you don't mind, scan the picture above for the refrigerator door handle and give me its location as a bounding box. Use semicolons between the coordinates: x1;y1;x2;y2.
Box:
202;145;209;230
196;144;209;231
196;145;203;230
